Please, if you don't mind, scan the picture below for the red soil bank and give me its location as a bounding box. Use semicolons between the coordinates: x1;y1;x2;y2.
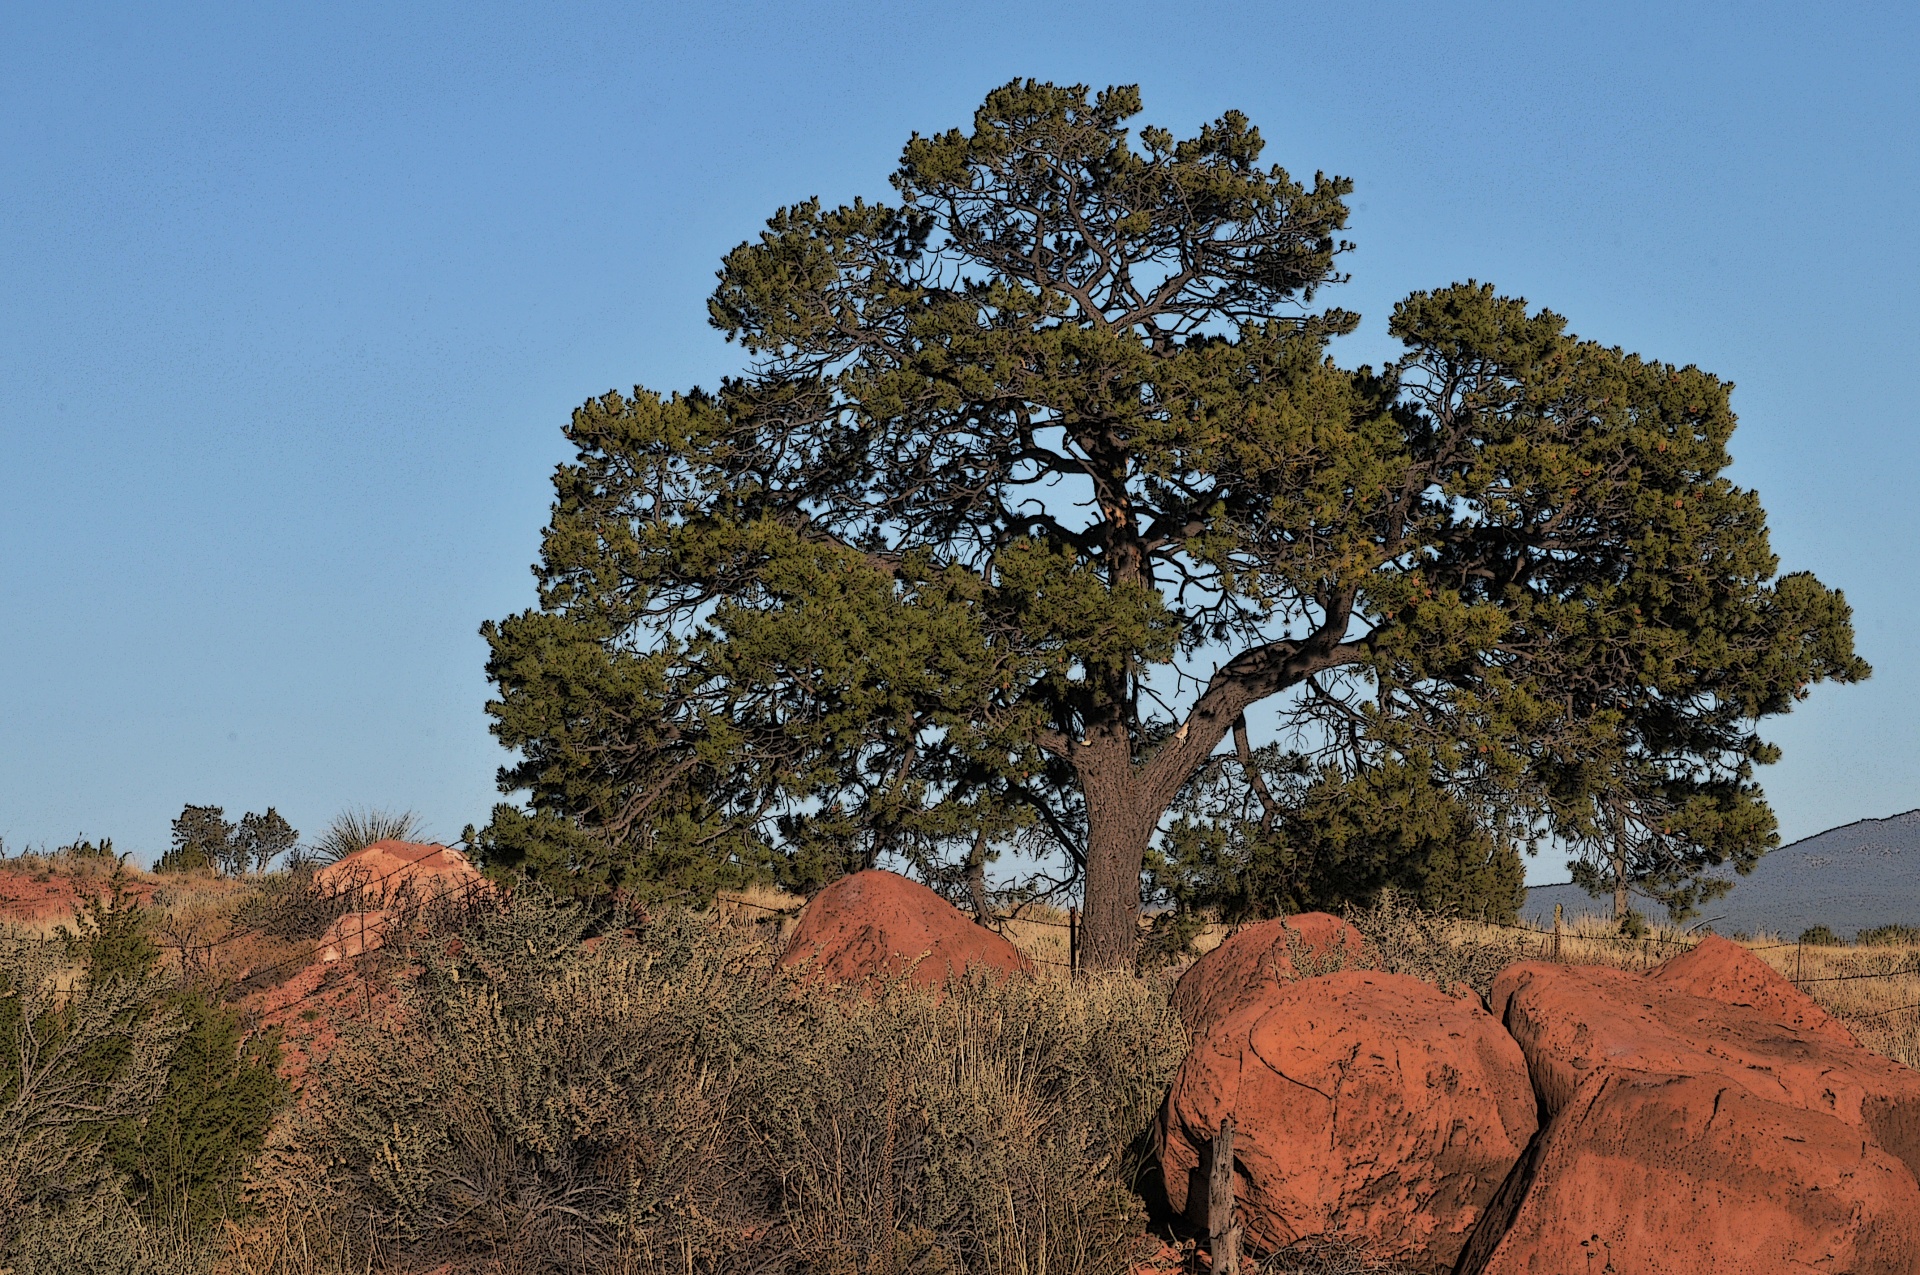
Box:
1162;970;1536;1272
0;863;157;923
1169;912;1365;1037
780;869;1032;987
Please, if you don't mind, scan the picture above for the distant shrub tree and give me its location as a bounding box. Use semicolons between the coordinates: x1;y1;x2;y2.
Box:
56;836;115;861
157;805;296;875
231;809;297;874
1798;924;1840;947
1857;923;1920;947
484;79;1868;966
157;806;227;874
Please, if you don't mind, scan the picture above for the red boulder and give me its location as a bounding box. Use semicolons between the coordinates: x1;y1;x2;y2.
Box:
781;869;1032;988
1170;912;1365;1037
1650;934;1857;1046
1493;960;1920;1182
314;840;487;902
1460;1069;1920;1275
1162;970;1536;1272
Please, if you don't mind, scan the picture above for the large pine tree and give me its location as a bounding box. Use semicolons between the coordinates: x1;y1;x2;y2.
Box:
481;81;1867;965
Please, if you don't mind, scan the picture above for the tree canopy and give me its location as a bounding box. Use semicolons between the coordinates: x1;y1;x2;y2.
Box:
481;80;1867;963
157;805;296;876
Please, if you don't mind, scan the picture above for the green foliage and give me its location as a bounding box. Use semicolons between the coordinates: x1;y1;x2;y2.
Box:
3;910;182;1262
109;991;284;1233
158;805;226;874
1798;924;1840;947
232;810;298;875
158;805;296;875
484;79;1865;955
1858;923;1920;947
58;862;162;989
285;892;1184;1273
469;801;763;903
59;836;117;860
1156;756;1527;924
6;865;285;1262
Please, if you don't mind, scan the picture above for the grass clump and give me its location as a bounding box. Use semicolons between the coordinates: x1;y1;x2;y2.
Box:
264;892;1185;1274
312;807;423;863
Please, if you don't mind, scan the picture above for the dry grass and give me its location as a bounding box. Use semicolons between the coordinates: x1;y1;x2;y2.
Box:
726;884;1920;1075
13;872;1912;1275
221;895;1186;1275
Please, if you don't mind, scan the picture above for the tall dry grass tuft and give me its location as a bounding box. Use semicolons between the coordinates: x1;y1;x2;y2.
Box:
312;809;424;864
242;893;1186;1274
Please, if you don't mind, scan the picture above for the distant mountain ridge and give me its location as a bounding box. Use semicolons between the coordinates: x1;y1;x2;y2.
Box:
1521;808;1920;939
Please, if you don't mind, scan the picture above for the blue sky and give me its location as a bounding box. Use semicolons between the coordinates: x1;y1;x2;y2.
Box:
3;2;1915;883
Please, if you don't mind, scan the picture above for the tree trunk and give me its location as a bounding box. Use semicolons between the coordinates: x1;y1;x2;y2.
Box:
1612;851;1629;923
966;828;992;924
1080;762;1152;971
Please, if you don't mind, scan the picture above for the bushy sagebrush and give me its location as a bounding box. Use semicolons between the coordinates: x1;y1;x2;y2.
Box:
1341;891;1531;1001
2;866;288;1273
0;938;181;1250
276;894;1186;1274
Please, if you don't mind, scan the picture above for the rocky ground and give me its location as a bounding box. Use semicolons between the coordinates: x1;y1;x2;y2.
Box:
6;855;1919;1273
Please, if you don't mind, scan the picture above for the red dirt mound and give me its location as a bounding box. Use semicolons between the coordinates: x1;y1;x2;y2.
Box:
0;862;157;924
1492;960;1920;1182
314;840;486;902
1459;1069;1920;1275
1650;934;1857;1045
780;869;1032;988
1170;912;1365;1037
1162;970;1536;1272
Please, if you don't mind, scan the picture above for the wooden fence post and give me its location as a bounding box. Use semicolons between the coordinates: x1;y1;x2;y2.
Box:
1552;902;1563;962
1068;906;1079;976
1208;1116;1240;1275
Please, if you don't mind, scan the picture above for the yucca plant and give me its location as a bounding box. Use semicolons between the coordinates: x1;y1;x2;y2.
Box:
313;808;423;863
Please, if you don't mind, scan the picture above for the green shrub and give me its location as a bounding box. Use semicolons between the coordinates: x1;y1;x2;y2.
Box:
109;991;284;1233
4;864;287;1262
1798;925;1840;947
284;893;1186;1274
1154;759;1527;928
1857;923;1920;947
157;805;298;875
0;935;180;1265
